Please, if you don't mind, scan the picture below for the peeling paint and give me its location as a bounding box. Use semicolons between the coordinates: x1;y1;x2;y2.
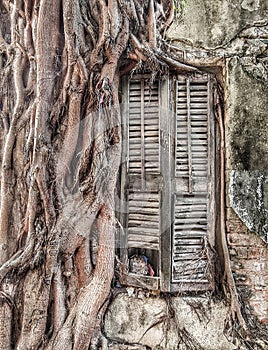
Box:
241;0;260;12
229;170;268;243
257;174;263;211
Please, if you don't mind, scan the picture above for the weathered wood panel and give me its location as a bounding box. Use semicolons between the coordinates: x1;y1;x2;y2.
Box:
126;76;161;252
172;74;215;290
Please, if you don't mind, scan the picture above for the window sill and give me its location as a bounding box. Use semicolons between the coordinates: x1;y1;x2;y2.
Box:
121;273;160;290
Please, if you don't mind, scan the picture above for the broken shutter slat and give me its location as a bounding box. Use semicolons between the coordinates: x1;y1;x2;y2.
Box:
172;74;214;291
172;193;209;283
127;190;160;250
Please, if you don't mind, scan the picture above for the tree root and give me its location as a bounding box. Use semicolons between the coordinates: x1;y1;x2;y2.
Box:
213;86;253;347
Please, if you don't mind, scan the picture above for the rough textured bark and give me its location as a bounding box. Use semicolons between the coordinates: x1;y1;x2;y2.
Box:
0;1;197;349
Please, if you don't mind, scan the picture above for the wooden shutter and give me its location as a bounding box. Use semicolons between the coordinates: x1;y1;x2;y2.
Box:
171;74;215;291
127;76;161;251
120;73;216;292
120;74;164;289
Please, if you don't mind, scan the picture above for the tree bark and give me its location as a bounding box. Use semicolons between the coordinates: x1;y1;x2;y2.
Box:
0;1;197;348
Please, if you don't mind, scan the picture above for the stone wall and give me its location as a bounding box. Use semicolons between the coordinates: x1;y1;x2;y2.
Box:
105;294;235;350
223;7;268;326
104;1;268;349
168;0;268;49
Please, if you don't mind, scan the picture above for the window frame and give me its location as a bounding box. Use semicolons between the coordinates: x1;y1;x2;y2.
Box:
118;72;219;292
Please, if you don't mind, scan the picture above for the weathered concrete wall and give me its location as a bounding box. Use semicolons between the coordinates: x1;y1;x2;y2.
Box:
105;1;268;349
168;0;268;49
221;1;268;327
226;59;268;242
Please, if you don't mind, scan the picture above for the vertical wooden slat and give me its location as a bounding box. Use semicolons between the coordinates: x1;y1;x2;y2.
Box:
160;76;171;292
207;76;216;248
120;76;130;266
140;79;145;190
186;78;193;193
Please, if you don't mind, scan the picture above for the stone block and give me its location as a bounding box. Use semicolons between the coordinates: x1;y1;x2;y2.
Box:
104;294;236;350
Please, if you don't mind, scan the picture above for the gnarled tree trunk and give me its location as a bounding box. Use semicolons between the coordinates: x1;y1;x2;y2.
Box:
0;1;196;349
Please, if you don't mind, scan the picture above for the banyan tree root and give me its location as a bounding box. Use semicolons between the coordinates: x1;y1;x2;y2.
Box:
0;1;197;349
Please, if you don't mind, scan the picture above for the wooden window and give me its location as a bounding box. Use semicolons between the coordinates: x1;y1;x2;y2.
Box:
119;73;217;292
